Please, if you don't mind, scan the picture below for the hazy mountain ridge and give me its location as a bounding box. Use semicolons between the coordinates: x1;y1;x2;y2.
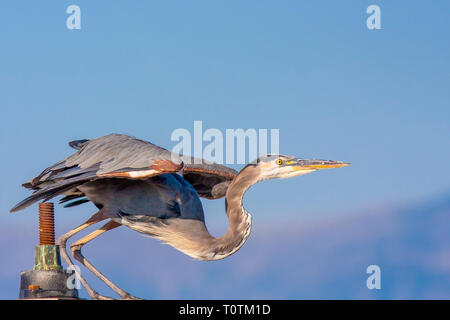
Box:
1;194;449;299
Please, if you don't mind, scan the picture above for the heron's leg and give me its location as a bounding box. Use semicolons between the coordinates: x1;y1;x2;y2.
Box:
70;220;141;300
56;210;113;300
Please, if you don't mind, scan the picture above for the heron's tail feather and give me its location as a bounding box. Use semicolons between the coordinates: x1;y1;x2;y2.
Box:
62;198;89;208
10;173;94;213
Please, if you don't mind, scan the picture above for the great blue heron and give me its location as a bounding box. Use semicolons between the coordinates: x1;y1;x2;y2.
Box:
11;134;349;300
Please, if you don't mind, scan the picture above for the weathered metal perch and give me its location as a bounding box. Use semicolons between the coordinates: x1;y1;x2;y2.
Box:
18;202;79;299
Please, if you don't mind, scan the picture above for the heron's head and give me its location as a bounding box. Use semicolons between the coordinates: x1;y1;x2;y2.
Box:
251;154;350;181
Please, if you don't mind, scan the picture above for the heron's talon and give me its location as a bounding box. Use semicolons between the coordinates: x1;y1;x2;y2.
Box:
92;293;115;300
120;294;142;300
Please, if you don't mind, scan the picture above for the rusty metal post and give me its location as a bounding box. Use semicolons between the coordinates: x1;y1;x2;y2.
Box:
39;202;55;245
18;202;79;299
33;202;62;271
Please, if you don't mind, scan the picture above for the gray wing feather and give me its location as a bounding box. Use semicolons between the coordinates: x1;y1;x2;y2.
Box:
11;134;236;213
64;134;182;174
11;134;182;212
11;171;98;212
68;139;89;150
63;198;90;208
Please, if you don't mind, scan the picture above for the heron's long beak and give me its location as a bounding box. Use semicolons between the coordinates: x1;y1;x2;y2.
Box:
289;159;350;171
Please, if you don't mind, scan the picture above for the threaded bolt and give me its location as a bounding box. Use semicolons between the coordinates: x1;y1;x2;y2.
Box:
38;202;55;245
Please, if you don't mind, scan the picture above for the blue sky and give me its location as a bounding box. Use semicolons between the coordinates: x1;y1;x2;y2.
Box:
1;1;449;221
0;1;449;299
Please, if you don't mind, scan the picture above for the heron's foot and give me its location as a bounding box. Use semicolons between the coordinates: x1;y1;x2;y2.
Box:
84;288;116;300
89;291;140;300
120;293;142;300
91;293;141;300
92;293;116;300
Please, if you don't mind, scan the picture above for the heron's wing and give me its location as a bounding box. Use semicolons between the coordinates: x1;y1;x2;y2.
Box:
180;156;237;199
10;134;183;212
68;139;89;150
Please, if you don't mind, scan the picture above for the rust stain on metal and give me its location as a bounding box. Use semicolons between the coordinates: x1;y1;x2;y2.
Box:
28;285;40;291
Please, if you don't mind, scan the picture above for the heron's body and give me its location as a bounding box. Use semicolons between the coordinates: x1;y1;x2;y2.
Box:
77;175;235;261
79;175;205;222
79;168;253;261
11;133;349;299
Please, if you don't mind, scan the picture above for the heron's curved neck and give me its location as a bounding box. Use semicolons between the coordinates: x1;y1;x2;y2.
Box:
135;165;258;261
205;165;257;260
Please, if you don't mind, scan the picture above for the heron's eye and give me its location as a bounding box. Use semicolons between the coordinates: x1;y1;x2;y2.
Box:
276;159;283;165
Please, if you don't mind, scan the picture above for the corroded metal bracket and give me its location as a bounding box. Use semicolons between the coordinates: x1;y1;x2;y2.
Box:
33;245;63;271
19;270;78;299
18;202;79;299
